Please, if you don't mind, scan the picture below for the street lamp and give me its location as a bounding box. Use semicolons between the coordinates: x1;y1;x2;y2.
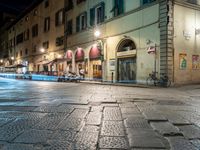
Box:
94;30;101;38
40;48;45;53
11;57;14;60
0;59;3;63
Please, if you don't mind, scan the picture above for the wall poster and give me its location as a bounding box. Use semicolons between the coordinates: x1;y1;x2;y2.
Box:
179;53;187;69
192;55;200;70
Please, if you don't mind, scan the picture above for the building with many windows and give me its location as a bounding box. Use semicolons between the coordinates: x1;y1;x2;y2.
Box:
2;0;200;85
63;0;200;84
7;0;65;75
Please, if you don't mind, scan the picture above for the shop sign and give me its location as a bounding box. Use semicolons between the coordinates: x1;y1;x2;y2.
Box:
192;55;200;69
109;59;115;71
117;50;136;57
179;53;187;69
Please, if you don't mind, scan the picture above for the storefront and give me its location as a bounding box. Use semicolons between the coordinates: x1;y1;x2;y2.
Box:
89;44;102;80
66;50;73;73
75;48;85;76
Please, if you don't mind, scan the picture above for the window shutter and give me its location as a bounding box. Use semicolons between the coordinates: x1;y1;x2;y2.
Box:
76;16;80;32
84;11;87;28
55;13;58;26
119;0;124;15
90;8;95;26
100;2;105;23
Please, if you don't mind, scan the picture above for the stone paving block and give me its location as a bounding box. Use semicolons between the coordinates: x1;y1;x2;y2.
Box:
14;129;53;144
0;118;13;127
73;131;99;149
0;118;37;142
99;137;128;149
0;106;37;111
50;130;76;141
178;125;200;139
33;113;67;130
44;140;73;150
167;136;198;150
143;111;167;121
124;117;152;129
122;113;144;119
33;105;74;113
91;106;103;112
151;122;182;136
101;121;125;136
103;107;122;121
81;125;100;133
69;108;89;118
129;136;166;149
121;107;141;114
3;143;43;150
126;128;168;149
58;116;84;131
162;113;191;125
18;112;46;121
119;102;136;108
190;139;200;149
86;112;102;125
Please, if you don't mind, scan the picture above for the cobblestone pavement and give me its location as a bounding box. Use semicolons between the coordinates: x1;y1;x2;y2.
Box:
0;78;200;150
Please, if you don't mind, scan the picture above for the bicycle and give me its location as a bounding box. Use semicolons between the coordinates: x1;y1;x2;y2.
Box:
146;72;171;87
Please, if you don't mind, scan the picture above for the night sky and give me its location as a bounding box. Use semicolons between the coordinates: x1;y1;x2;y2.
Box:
0;0;37;14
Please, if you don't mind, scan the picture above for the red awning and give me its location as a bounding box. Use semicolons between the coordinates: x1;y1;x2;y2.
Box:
89;45;101;60
75;48;84;62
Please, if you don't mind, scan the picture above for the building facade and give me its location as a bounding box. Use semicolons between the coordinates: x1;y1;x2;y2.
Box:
7;0;65;75
63;0;200;84
1;0;200;85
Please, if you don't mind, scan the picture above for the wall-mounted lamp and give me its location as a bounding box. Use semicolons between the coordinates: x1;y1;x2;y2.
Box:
94;30;101;38
195;29;200;35
40;48;45;53
0;59;3;63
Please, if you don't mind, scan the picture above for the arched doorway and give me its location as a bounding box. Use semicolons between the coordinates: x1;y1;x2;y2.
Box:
89;44;102;80
75;48;85;75
117;39;137;83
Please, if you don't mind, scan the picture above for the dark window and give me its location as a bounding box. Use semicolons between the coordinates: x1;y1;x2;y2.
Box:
43;41;49;49
44;17;50;32
76;12;87;32
25;49;28;55
44;0;49;8
56;36;64;46
142;0;156;5
65;0;73;11
16;33;23;44
112;0;124;17
187;0;199;5
32;24;38;37
77;0;86;5
66;19;73;35
55;9;64;26
16;52;18;57
90;2;105;26
24;29;29;41
20;50;22;57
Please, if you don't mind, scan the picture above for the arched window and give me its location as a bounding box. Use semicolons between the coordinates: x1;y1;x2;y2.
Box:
118;39;136;52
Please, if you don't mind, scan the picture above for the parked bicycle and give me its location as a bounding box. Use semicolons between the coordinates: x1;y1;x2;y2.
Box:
146;72;171;87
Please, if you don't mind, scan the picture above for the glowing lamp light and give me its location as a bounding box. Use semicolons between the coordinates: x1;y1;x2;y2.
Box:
57;54;62;58
94;30;101;37
11;57;14;60
40;48;45;53
0;59;3;63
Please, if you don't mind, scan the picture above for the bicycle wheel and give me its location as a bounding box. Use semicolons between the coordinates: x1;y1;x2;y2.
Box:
146;77;154;86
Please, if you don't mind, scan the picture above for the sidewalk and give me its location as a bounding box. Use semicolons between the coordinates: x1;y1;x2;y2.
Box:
80;80;149;88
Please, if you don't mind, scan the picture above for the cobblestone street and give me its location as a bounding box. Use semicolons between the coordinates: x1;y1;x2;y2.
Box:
0;78;200;150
